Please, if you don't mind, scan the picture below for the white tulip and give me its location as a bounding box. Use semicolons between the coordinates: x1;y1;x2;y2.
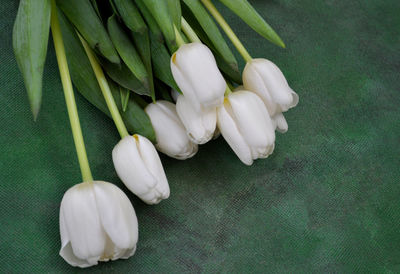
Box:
175;93;217;144
171;42;226;110
145;101;198;160
217;90;276;166
112;135;170;205
59;181;138;268
243;58;299;117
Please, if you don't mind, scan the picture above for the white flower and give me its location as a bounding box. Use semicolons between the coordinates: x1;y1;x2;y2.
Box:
243;58;298;117
175;93;217;144
145;101;198;160
112;134;170;205
59;181;138;268
217;90;276;165
171;42;226;110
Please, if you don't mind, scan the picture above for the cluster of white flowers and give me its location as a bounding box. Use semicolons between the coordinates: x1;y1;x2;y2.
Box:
144;42;298;165
58;41;298;268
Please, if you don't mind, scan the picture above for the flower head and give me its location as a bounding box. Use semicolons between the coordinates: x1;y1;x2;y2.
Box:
59;181;138;268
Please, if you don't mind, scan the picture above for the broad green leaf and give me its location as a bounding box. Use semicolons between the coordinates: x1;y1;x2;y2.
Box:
56;0;120;64
182;0;238;73
130;30;155;100
100;57;149;96
140;0;177;52
109;80;156;142
218;0;285;48
167;0;182;30
135;0;163;43
112;0;155;99
58;10;155;141
182;13;241;83
107;14;150;93
150;33;180;92
13;0;51;120
112;0;146;33
156;79;174;102
90;0;102;19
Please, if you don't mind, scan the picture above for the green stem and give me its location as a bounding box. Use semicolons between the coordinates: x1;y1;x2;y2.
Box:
201;0;252;63
78;34;129;139
50;1;93;182
174;24;186;47
181;17;201;43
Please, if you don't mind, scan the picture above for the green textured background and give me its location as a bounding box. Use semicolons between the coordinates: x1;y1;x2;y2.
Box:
1;0;400;272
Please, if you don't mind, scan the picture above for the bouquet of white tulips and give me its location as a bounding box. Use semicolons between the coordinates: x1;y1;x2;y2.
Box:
13;0;298;268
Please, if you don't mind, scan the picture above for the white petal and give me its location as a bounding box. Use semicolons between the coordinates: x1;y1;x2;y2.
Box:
59;208;97;268
170;89;180;102
92;181;138;255
246;59;298;113
172;43;225;108
228;91;276;160
217;100;253;165
136;135;170;203
145;101;198;159
113;136;158;199
171;57;201;112
243;61;278;115
59;182;105;264
273;113;289;133
176;95;217;144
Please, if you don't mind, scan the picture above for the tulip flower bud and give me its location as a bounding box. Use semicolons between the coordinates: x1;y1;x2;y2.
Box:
112;135;170;205
59;181;138;268
145;101;198;160
217;90;276;165
171;42;226;110
243;58;299;117
175;93;217;145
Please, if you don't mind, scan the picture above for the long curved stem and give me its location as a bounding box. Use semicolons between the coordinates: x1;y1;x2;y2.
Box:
50;1;93;182
78;34;129;139
201;0;252;63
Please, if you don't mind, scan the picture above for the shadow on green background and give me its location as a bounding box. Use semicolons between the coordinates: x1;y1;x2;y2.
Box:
0;0;399;272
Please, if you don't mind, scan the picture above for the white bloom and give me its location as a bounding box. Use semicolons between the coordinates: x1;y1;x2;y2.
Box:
243;58;298;117
59;181;138;268
175;93;217;144
171;42;226;110
112;135;170;205
145;101;198;160
217;90;276;165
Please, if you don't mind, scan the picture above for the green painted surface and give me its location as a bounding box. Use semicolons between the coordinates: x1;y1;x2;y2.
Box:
1;0;399;272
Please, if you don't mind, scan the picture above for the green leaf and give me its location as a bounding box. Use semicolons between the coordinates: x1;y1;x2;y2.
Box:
131;30;155;100
156;79;174;102
119;86;130;112
56;0;120;64
140;0;177;52
150;33;180;92
58;10;155;141
100;57;149;96
182;0;238;73
182;12;241;84
217;0;285;48
107;14;150;92
109;80;156;142
135;0;163;43
167;0;182;30
13;0;51;120
112;0;155;100
112;0;146;33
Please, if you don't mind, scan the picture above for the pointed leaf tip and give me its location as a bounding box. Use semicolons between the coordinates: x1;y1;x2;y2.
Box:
218;0;286;48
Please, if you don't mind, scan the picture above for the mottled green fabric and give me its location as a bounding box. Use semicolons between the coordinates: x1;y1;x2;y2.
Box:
1;0;399;273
